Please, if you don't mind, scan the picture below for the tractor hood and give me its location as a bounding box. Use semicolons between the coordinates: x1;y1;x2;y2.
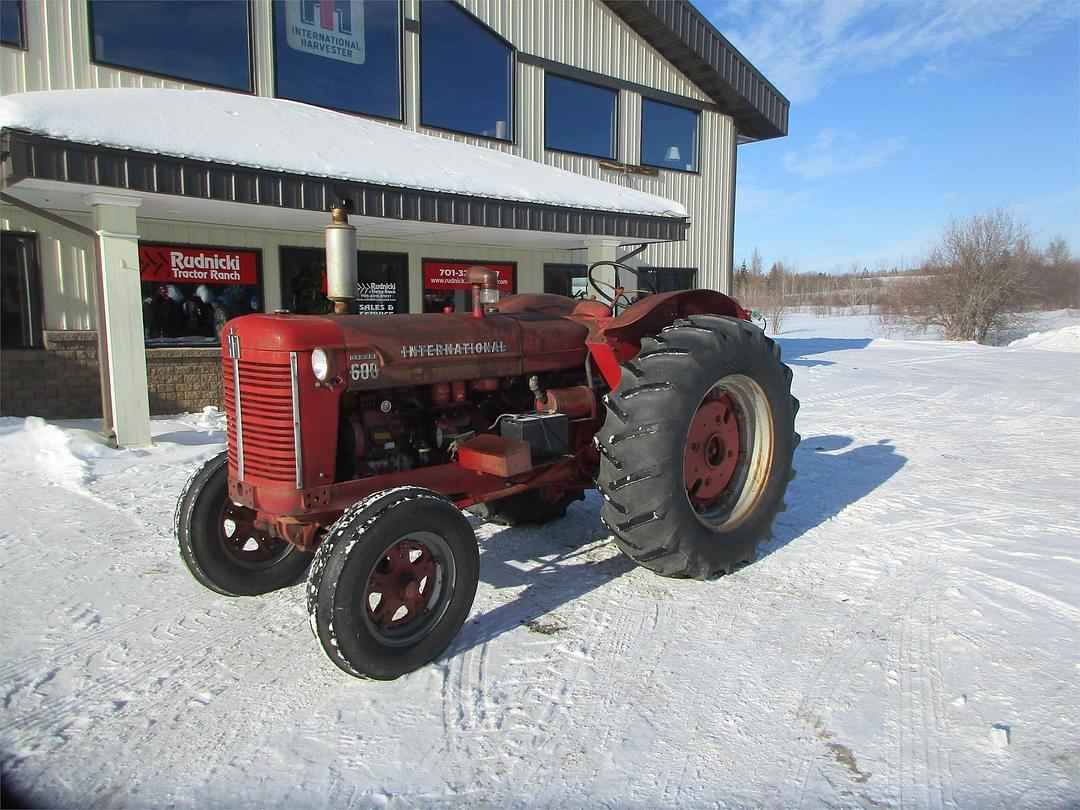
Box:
222;305;590;390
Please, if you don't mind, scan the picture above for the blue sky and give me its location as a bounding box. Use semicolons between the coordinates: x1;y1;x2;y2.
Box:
697;0;1080;273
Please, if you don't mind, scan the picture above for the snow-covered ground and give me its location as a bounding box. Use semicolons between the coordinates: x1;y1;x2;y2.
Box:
2;311;1078;808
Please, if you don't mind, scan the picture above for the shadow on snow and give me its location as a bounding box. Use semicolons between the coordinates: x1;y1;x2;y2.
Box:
759;434;906;558
448;433;906;660
776;337;873;368
445;494;634;660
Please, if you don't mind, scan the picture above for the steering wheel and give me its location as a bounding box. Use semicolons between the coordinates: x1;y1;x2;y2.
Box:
586;261;658;304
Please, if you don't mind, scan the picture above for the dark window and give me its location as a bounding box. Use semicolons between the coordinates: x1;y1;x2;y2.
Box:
1;0;25;49
641;98;699;172
280;248;409;315
88;1;251;91
421;1;512;140
640;267;697;293
1;232;43;349
273;0;401;120
543;263;589;298
545;74;616;159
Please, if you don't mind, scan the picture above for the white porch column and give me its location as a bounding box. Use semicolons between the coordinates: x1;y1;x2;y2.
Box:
88;193;152;448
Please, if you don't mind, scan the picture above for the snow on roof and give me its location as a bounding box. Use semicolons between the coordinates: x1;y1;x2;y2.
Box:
0;88;688;218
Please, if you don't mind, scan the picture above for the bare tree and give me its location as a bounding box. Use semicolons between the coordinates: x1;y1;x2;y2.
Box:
1030;236;1080;309
735;247;767;311
844;263;865;314
749;247;764;278
891;209;1032;343
762;261;789;334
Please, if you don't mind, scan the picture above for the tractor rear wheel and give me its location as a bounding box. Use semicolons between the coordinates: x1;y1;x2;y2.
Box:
307;487;480;679
176;451;314;596
596;315;798;579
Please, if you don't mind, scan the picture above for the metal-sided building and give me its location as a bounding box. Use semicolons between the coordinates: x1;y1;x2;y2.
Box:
0;0;786;441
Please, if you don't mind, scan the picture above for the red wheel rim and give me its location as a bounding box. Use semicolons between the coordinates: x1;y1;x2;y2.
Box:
220;502;291;565
366;538;441;632
684;392;740;512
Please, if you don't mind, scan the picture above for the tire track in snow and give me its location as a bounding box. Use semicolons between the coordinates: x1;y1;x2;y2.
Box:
962;569;1080;622
772;505;1017;806
781;555;932;808
1;602;240;756
771;482;1038;807
887;587;957;810
437;565;677;801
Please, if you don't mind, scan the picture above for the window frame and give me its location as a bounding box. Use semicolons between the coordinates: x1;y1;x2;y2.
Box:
86;0;256;93
270;0;405;123
1;0;27;50
543;72;618;161
639;97;701;175
418;0;517;144
1;231;44;350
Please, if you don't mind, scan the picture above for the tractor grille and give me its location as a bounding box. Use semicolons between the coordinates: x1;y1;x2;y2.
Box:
224;357;298;485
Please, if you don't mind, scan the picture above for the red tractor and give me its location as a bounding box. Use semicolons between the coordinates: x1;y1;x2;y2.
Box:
175;207;798;680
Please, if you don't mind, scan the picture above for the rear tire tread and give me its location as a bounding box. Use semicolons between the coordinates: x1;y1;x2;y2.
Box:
597;315;797;579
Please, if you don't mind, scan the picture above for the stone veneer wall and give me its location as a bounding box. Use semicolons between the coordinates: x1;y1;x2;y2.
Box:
1;331;223;419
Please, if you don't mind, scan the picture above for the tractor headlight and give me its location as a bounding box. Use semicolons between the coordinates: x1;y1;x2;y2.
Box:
311;348;333;382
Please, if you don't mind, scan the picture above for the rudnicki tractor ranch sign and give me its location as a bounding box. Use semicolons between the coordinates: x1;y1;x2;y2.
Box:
139;245;259;286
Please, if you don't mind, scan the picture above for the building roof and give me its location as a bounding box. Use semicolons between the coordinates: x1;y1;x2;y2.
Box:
606;0;789;141
0;89;688;244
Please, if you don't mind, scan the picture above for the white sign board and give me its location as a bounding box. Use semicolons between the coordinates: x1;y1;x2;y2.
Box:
285;0;366;65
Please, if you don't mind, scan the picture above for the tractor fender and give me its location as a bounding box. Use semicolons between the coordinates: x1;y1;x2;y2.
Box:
585;290;748;389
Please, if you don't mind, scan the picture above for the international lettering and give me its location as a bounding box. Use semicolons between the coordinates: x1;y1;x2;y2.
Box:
400;341;509;359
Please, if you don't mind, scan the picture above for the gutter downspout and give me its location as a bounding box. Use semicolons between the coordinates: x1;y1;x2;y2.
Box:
725;128;739;295
0;191;116;440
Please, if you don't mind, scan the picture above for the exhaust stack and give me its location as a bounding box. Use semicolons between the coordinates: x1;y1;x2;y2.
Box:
325;204;357;315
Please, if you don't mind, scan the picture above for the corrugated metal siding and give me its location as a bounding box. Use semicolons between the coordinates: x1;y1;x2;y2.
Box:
457;0;708;103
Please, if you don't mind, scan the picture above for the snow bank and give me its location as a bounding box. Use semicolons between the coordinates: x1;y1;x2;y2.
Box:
0;416;91;495
1007;324;1080;352
0;88;688;218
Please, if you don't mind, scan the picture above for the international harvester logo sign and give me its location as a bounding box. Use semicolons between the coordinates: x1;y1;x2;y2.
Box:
285;0;367;64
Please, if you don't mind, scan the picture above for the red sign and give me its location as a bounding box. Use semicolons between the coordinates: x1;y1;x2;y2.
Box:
140;245;259;286
422;260;515;291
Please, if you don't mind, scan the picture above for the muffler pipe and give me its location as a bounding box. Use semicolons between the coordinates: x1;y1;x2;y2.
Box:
325;203;357;315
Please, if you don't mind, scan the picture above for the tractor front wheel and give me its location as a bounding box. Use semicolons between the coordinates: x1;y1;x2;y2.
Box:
306;487;480;679
596;315;798;578
176;451;314;596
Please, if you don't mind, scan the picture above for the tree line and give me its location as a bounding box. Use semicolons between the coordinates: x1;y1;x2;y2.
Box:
736;209;1079;343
